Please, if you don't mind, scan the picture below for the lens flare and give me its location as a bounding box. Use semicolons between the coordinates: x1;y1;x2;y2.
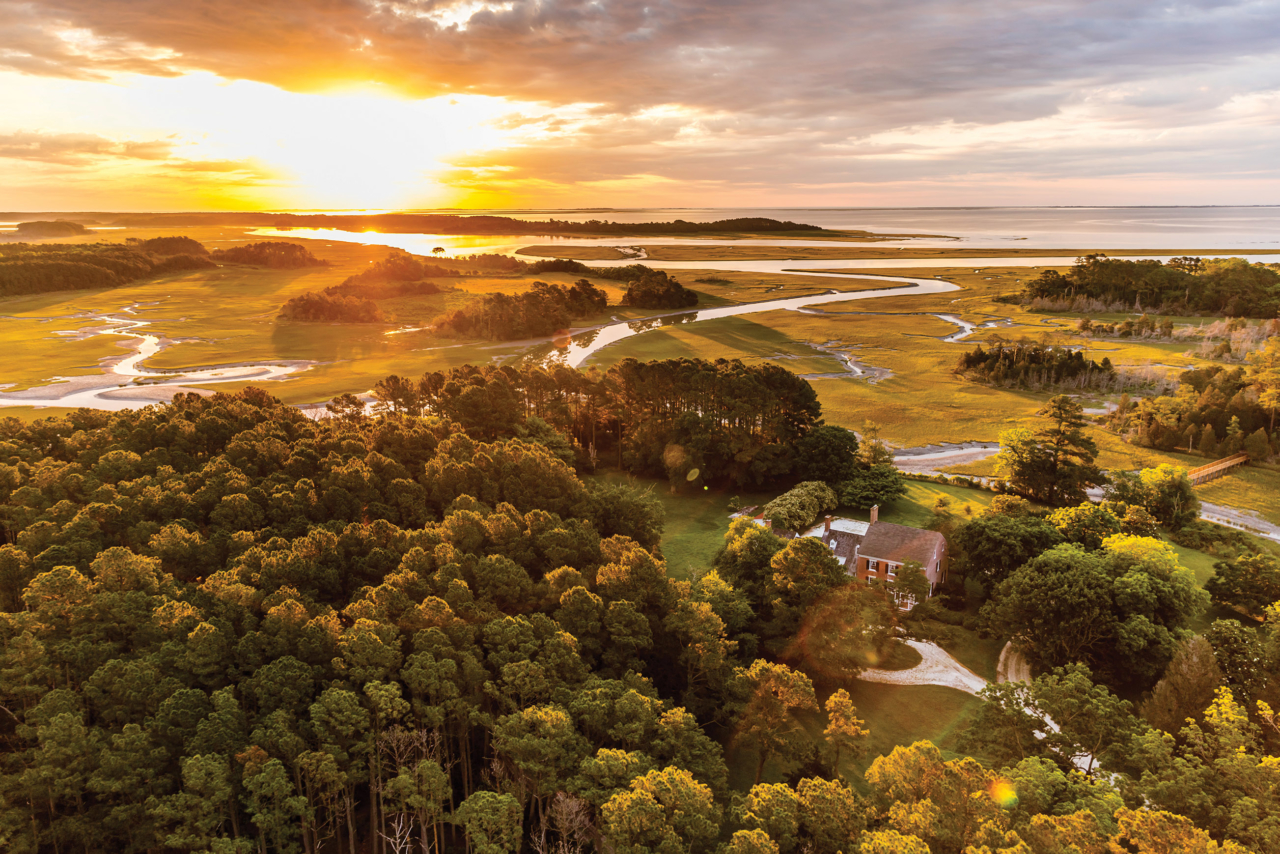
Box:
989;778;1018;808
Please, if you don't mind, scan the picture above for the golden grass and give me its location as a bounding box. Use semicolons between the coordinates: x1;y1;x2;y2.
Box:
0;232;668;405
1196;465;1280;526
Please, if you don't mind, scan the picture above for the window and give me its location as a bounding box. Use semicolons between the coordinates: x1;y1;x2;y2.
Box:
867;559;878;572
886;563;897;577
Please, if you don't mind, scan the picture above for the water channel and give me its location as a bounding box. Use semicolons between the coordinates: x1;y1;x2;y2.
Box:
3;224;1275;410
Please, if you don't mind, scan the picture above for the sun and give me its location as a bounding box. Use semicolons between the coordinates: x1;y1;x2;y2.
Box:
4;70;531;210
241;87;521;209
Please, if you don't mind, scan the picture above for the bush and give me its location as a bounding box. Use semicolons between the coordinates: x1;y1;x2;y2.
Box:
212;241;328;268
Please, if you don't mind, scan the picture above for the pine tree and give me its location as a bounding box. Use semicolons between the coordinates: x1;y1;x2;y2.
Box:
1198;424;1218;458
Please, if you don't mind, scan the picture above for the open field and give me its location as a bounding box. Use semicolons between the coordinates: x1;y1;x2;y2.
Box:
1196;465;1280;526
827;682;983;784
0;227;697;405
726;677;984;789
5;232;1271;533
585;267;1202;471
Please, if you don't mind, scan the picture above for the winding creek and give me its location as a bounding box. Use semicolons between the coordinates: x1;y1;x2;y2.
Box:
0;312;312;410
2;227;1274;411
534;274;959;368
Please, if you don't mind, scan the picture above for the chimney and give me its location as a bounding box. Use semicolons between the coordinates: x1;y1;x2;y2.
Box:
823;515;833;535
870;504;879;524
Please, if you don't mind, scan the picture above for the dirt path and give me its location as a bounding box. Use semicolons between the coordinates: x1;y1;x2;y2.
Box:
996;642;1033;683
859;640;989;695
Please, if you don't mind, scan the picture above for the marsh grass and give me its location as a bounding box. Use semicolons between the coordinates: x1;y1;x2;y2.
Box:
1196;466;1280;526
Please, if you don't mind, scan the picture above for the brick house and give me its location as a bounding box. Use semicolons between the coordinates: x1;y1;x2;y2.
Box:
802;505;949;605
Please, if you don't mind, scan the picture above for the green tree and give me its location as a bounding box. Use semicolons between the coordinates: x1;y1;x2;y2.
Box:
837;464;906;510
995;396;1104;505
762;537;847;644
982;538;1205;688
865;741;1005;854
982;545;1118;673
453;790;523;854
1203;620;1268;700
740;783;799;852
1048;502;1123;550
1139;636;1224;735
793;425;860;485
1106;465;1200;531
759;482;838;533
1133;688;1280;851
953;514;1063;589
601;766;720;854
821;689;868;772
723;829;781;854
731;660;819;785
1204;552;1280;618
962;680;1049;769
1246;336;1280;432
714;518;786;605
857;421;895;468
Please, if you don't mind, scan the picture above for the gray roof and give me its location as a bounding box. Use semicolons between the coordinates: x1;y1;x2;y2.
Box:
859;522;946;565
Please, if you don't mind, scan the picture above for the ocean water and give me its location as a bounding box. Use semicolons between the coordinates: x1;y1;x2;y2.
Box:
394;206;1280;250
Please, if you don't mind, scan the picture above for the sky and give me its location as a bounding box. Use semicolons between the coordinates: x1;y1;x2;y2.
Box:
2;0;1279;211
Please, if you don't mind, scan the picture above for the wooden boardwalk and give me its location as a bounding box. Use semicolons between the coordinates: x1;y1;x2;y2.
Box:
1188;452;1249;486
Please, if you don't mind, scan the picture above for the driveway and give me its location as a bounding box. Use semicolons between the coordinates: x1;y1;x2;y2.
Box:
859;639;989;695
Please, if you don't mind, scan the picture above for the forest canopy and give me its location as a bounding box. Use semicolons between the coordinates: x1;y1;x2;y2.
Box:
1023;254;1280;317
434;280;608;340
12;220;92;237
0;241;215;297
955;343;1115;391
210;241;329;269
372;359;826;488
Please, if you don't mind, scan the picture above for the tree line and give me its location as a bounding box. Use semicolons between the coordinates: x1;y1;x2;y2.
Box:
1107;341;1280;460
525;260;701;309
106;213;833;236
0;241;215;297
12;221;92;238
211;242;329;269
1023;254;1280;317
434;280;609;340
369;359;825;488
277;253;699;329
279;252;451;324
955;343;1115;391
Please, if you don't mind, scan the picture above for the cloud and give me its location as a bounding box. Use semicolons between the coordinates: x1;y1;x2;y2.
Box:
3;0;1280;204
4;0;1275;122
0;130;174;164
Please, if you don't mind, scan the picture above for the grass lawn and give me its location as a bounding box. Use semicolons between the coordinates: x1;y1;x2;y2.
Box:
833;682;984;781
587;471;777;581
876;481;996;527
725;681;983;791
942;627;1005;683
878;641;924;671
